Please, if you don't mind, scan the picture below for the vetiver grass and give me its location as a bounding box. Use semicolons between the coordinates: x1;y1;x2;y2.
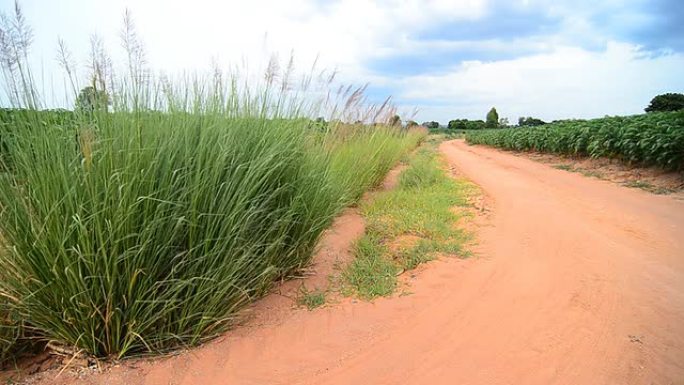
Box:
344;141;475;299
0;5;425;361
0;110;423;360
0;305;20;364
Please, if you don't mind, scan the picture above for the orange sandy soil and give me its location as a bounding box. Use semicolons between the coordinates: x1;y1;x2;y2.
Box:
4;139;684;384
509;149;684;195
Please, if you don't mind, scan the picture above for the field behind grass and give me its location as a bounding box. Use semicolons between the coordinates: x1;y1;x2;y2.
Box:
465;111;684;170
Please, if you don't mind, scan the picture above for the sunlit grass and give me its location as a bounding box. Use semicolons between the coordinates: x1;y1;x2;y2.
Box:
0;3;426;361
344;141;475;299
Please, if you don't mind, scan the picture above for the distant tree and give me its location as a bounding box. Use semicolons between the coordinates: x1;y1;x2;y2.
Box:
422;121;440;129
466;120;486;130
518;116;546;126
499;117;510;127
76;86;109;113
406;120;418;128
446;119;490;130
486;107;499;128
448;119;467;130
388;114;401;127
645;93;684;112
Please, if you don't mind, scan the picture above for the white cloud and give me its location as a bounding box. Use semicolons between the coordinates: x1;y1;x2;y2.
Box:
5;0;489;106
2;0;683;122
397;42;684;123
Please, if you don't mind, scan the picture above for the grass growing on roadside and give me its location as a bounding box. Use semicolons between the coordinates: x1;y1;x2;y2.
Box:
0;5;427;361
622;180;673;194
296;286;327;310
343;234;398;299
344;142;475;299
0;113;423;359
552;164;573;171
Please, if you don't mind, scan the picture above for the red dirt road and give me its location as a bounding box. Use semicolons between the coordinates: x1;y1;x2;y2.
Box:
41;140;684;384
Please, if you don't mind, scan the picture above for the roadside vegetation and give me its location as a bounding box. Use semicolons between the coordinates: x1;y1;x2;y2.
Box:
296;286;327;310
344;141;475;299
465;111;684;170
0;6;425;363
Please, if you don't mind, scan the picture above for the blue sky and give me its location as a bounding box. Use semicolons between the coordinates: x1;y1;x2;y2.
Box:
1;0;683;123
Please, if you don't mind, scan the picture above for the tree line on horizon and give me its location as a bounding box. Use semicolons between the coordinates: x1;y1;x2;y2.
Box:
420;93;684;131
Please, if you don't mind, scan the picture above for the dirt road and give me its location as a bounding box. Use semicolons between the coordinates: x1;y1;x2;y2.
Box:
48;139;684;385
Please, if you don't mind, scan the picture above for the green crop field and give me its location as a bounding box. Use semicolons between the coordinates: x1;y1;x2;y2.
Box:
465;111;684;170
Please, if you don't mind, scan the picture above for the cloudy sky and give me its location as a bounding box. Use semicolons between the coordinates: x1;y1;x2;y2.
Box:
2;0;683;123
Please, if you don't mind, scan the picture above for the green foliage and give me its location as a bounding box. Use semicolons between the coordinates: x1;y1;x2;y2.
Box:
406;120;418;128
486;107;499;128
0;301;34;367
345;145;473;299
422;121;440;129
0;306;19;365
311;117;328;130
645;93;684;113
0;3;427;361
518;116;546;126
327;127;426;204
468;120;486;130
398;149;442;188
448;119;486;130
75;86;109;113
296;286;326;310
344;234;398;299
388;114;401;127
448;119;467;130
0;111;423;359
466;111;684;170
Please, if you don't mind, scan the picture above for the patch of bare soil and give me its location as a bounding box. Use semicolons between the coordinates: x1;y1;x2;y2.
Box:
520;151;684;195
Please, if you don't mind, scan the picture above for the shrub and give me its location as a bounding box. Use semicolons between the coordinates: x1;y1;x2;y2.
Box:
518;116;546;126
448;119;467;130
645;93;684;113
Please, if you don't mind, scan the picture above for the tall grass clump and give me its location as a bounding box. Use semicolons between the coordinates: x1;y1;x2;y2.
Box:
0;111;342;358
398;147;443;189
0;5;424;360
327;125;426;204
